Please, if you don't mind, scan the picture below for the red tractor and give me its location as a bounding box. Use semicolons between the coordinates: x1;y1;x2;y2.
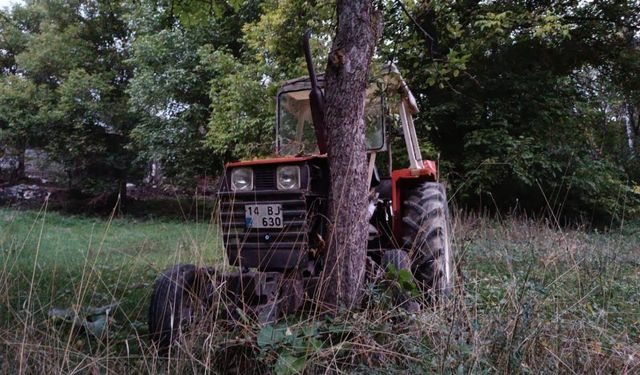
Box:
148;34;453;352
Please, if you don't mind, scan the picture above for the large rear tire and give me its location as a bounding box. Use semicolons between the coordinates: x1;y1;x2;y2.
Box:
401;182;453;297
148;264;208;355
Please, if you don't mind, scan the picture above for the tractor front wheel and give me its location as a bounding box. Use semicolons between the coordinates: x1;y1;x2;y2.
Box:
148;264;210;355
401;182;454;298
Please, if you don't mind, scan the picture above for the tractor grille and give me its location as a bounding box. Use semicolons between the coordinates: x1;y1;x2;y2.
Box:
218;191;309;270
254;167;276;190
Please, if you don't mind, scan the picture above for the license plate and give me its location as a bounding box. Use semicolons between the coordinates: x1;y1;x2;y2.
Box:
244;204;283;228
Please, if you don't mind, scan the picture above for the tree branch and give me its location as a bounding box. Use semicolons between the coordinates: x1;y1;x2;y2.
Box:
395;0;439;57
395;0;433;43
563;15;639;31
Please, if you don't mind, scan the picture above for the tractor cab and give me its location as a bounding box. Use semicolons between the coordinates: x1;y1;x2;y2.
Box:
276;74;385;156
275;64;436;193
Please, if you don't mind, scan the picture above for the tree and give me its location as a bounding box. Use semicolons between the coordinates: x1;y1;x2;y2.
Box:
0;76;47;181
0;0;141;197
0;5;43;182
127;0;267;182
376;0;640;220
322;0;382;309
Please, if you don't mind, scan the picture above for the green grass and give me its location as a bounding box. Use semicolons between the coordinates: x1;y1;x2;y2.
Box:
0;207;638;373
454;216;640;373
0;206;223;372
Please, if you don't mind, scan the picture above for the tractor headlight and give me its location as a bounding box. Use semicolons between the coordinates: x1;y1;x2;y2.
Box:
277;166;300;190
231;168;253;191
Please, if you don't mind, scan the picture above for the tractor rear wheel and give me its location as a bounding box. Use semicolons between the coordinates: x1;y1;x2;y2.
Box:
401;182;453;297
148;264;209;355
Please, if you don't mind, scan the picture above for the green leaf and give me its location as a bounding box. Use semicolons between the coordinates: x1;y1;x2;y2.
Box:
275;353;306;375
310;338;324;351
257;324;288;348
398;269;413;285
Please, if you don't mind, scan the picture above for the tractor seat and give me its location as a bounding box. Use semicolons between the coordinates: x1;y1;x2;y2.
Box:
375;177;392;200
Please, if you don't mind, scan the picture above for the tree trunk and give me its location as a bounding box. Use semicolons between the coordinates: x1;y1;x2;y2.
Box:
322;0;382;310
118;174;127;212
625;102;636;157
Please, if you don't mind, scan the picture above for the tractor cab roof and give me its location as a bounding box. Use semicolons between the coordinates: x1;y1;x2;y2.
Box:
277;63;419;114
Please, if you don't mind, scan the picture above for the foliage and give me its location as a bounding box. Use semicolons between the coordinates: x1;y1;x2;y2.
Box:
203;48;275;160
0;75;48;151
1;0;639;218
1;0;139;192
377;0;640;220
127;23;215;182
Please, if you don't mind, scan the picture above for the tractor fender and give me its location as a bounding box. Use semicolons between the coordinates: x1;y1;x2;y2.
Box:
391;160;438;240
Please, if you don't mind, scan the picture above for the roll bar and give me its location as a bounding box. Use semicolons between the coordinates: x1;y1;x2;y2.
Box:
302;30;328;154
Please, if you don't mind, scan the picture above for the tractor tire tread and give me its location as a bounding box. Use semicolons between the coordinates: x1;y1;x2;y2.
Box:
148;264;198;355
400;181;453;297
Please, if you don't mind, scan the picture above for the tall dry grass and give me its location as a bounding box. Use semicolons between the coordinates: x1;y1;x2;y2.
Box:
0;201;638;374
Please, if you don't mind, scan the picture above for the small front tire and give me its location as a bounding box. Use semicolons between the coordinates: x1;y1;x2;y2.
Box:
148;264;207;355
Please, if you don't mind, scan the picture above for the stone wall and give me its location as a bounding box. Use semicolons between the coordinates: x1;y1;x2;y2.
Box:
0;148;65;184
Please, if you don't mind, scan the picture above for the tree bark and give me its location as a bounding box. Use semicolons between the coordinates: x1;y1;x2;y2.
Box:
322;0;382;310
118;174;127;211
625;102;636;157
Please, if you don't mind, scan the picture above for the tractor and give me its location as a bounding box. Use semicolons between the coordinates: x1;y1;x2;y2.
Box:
148;33;453;352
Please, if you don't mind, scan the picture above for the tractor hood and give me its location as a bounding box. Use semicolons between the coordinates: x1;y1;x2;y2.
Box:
225;154;325;168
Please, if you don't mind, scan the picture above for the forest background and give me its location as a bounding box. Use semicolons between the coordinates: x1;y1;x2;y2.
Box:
1;0;639;222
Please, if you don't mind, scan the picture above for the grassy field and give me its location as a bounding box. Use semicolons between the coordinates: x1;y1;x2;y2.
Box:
0;206;639;373
0;206;223;373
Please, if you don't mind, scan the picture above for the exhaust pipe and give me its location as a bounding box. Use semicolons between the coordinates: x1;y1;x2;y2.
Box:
302;30;328;154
